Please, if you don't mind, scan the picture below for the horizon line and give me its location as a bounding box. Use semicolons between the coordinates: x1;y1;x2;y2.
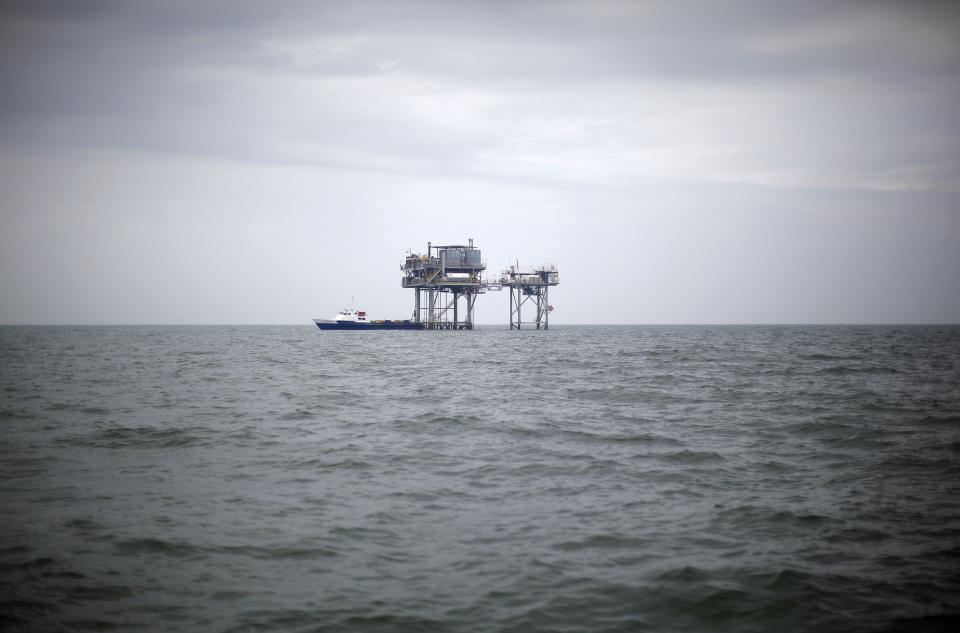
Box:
2;322;958;327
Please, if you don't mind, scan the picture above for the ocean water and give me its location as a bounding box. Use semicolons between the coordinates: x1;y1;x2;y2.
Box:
1;324;959;632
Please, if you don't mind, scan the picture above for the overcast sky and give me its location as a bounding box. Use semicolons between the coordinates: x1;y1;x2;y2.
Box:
1;0;958;324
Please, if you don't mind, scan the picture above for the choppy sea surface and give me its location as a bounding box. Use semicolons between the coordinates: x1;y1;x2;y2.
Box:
2;325;959;632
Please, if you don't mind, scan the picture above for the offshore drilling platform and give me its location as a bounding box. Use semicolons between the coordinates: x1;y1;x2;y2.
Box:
401;239;558;330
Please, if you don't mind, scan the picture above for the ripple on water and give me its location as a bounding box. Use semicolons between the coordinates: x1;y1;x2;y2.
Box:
62;425;214;449
1;324;959;632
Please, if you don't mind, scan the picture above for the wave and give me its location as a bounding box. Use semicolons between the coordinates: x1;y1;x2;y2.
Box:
114;537;206;559
658;450;727;464
817;365;900;375
64;425;213;449
552;534;654;551
0;408;34;420
798;352;863;361
711;505;838;535
553;427;684;446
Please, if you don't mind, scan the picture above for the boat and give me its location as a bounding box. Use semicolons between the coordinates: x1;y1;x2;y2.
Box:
313;308;422;330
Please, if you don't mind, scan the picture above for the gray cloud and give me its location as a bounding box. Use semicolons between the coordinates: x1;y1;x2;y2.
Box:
0;0;958;323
